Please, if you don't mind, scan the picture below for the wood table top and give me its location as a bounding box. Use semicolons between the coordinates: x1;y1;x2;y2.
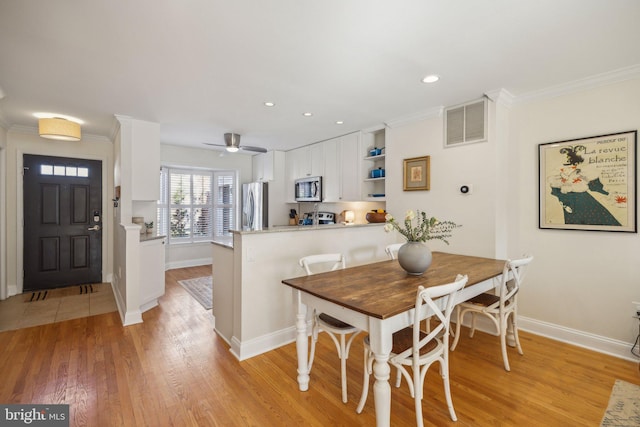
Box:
282;251;506;320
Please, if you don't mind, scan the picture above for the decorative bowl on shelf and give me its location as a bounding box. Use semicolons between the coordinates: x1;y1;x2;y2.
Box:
365;211;387;223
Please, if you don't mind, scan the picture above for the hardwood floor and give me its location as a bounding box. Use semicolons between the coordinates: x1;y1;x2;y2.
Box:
0;265;638;426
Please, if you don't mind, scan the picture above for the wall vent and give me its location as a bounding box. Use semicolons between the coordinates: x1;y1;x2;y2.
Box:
444;98;488;147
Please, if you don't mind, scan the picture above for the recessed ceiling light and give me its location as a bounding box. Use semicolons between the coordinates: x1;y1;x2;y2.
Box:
264;102;275;107
421;74;440;84
302;112;313;117
336;121;344;125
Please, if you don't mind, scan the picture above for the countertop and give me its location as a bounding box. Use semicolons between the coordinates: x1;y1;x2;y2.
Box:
140;234;166;243
231;222;385;235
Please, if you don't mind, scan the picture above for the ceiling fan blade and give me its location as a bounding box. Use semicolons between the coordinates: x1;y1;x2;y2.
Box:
203;143;225;147
239;145;267;153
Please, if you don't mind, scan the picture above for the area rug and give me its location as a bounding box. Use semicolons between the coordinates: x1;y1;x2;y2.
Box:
600;379;640;426
178;276;212;310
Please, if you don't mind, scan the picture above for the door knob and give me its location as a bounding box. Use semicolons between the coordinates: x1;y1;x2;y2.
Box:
88;225;101;231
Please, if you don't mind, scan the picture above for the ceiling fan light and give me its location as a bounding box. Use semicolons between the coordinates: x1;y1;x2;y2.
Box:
226;146;239;153
39;118;81;141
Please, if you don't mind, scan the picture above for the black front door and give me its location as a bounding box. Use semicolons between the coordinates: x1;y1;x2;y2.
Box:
23;154;103;291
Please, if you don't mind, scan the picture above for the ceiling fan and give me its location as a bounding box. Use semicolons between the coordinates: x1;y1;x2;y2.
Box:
204;133;267;153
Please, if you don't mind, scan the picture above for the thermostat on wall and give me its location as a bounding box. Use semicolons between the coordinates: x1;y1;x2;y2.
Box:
459;184;473;195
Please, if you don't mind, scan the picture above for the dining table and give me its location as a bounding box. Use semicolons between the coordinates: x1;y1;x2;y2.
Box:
281;251;506;427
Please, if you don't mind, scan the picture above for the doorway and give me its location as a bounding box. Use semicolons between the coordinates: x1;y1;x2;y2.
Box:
23;154;103;291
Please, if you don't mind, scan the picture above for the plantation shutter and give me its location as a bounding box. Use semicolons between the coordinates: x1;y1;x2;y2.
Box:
213;171;236;237
157;167;233;243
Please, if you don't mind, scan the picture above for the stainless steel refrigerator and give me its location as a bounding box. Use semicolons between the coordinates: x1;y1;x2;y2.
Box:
242;182;268;230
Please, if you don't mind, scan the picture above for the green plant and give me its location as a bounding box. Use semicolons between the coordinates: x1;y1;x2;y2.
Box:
145;221;154;229
384;210;460;244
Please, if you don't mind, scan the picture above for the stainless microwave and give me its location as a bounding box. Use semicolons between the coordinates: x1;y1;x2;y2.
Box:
295;176;322;202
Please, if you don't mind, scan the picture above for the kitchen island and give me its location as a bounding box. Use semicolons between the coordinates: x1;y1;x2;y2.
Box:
211;223;397;360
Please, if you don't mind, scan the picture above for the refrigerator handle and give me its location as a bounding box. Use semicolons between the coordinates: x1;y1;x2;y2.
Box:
248;191;255;228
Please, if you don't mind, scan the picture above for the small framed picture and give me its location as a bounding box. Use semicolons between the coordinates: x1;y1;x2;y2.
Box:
403;156;430;191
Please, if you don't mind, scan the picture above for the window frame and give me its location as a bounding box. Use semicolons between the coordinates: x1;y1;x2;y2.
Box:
157;166;238;244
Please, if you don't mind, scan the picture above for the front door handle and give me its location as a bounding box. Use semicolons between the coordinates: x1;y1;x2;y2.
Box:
88;225;101;231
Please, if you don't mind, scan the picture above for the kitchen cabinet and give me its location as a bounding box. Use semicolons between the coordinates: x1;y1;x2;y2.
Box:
252;151;274;182
130;119;161;201
361;128;386;201
139;236;166;312
324;132;361;202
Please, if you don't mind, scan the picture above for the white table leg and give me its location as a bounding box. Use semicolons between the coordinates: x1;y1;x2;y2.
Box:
369;321;392;427
294;290;310;391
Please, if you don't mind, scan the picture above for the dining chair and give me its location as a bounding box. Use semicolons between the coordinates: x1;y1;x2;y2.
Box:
385;243;404;260
450;255;533;371
356;274;468;426
299;253;361;403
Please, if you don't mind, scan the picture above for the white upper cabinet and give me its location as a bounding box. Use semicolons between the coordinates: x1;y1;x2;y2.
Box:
324;132;361;202
118;116;160;201
252;151;274;182
339;132;361;201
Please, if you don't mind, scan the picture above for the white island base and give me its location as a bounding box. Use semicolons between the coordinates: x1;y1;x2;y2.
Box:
211;224;397;361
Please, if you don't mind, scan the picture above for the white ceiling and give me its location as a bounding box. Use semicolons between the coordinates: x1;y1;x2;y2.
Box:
1;0;639;153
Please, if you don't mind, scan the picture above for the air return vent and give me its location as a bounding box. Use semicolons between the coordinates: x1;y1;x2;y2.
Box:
444;98;487;147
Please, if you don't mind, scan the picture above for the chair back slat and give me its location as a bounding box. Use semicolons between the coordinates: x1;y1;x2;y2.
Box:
405;274;468;361
385;243;404;260
299;253;345;276
499;255;533;308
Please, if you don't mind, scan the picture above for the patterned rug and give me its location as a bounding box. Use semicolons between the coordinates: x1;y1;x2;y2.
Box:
178;276;212;310
600;379;640;426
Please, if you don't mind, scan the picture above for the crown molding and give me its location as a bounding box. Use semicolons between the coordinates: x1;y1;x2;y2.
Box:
385;106;444;128
515;64;640;105
484;88;516;108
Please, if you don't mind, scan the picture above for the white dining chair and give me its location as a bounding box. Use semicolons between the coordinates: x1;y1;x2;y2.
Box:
356;274;468;426
385;243;404;260
450;255;533;371
299;253;361;403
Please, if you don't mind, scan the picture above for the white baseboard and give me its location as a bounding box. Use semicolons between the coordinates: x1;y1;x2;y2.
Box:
454;314;638;363
110;280;143;326
230;327;298;361
518;316;638;362
227;316;638;364
165;258;212;271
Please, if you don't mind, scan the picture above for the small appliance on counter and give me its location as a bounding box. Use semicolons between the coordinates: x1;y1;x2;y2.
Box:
298;211;335;226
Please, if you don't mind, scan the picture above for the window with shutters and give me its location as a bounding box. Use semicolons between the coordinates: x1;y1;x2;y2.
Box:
157;167;236;243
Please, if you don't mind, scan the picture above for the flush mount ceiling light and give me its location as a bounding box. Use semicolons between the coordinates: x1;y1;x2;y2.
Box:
421;74;440;83
336;120;344;125
264;101;275;107
302;112;313;117
38;117;82;141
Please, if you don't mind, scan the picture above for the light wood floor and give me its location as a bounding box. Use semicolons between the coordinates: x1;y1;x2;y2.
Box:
0;265;638;426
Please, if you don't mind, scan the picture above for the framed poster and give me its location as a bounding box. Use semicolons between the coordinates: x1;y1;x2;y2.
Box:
403;156;430;191
538;130;637;232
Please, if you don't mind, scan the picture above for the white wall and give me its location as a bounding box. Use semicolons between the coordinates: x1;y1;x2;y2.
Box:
160;144;253;269
385;77;640;359
385;112;498;258
512;77;640;344
3;129;114;296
